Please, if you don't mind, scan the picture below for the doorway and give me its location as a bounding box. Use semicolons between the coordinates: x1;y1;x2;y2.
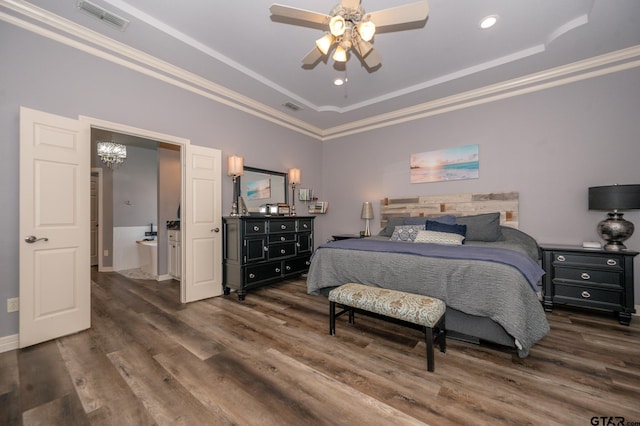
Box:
91;129;181;281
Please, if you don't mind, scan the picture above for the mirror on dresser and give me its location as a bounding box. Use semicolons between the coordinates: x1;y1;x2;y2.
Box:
235;166;289;214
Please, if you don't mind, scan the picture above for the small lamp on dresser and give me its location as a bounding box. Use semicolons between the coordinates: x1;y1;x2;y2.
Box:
227;155;244;216
588;184;640;251
288;168;301;216
361;201;374;237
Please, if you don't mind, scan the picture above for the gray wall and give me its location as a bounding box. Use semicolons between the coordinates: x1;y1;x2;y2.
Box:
1;20;639;340
321;67;640;304
0;22;322;338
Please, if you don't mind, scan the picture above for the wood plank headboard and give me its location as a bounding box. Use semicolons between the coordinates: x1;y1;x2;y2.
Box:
380;192;519;229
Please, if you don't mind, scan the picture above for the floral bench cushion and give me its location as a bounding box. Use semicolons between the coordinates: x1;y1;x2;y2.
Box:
328;283;445;327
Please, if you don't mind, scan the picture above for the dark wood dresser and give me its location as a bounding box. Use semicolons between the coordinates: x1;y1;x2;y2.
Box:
223;216;314;300
541;244;638;325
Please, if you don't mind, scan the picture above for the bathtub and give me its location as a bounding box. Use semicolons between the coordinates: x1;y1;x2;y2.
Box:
136;240;157;276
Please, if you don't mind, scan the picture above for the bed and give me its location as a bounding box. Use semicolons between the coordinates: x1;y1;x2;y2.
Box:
306;192;550;357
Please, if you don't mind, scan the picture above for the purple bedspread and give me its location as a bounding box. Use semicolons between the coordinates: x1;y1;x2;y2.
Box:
315;239;544;291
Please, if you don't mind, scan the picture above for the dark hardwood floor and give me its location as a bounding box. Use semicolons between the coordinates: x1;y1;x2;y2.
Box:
2;270;639;425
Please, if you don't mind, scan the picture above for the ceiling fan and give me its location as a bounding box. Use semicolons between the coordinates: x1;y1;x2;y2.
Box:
269;0;430;70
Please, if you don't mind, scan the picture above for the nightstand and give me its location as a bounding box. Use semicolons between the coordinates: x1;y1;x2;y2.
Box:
541;244;638;325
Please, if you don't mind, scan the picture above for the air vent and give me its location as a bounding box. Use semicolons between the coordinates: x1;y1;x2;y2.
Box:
283;102;302;111
76;0;130;31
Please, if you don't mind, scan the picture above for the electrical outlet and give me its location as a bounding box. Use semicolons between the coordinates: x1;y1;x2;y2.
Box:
7;298;19;313
104;249;109;257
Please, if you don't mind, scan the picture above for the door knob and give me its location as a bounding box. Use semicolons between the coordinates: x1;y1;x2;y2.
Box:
212;228;220;233
25;235;49;243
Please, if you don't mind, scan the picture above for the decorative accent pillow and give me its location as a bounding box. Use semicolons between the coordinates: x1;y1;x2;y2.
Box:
390;225;425;242
378;217;405;237
380;215;457;236
456;212;503;242
405;215;457;226
414;230;465;246
426;220;467;238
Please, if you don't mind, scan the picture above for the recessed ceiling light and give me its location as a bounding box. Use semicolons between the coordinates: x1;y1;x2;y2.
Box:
334;77;347;86
479;15;498;29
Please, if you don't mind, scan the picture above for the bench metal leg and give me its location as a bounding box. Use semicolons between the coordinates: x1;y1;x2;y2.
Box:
329;301;336;335
424;314;446;372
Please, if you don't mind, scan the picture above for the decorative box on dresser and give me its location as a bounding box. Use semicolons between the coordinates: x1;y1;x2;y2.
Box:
223;216;314;300
541;244;638;325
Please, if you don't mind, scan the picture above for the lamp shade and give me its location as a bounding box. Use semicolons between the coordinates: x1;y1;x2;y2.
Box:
589;185;640;210
288;168;301;185
361;201;374;220
227;155;244;177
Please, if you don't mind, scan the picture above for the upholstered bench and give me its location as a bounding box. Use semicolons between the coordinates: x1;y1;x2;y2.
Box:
328;283;446;372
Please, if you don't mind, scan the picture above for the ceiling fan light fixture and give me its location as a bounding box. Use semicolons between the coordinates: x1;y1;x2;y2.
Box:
357;21;376;42
315;33;334;55
329;15;346;36
333;44;347;62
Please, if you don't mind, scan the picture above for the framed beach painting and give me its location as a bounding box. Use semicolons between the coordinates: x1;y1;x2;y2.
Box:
410;144;479;183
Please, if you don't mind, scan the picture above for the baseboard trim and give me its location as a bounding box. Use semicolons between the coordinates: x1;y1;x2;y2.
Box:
0;334;19;353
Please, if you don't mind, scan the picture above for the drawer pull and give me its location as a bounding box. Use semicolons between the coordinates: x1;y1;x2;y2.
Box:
286;265;291;271
581;273;591;280
275;268;281;273
556;255;566;262
263;246;268;252
281;224;287;230
581;290;591;299
280;249;286;254
607;259;617;266
280;236;286;241
249;273;256;279
306;261;311;266
296;242;301;247
303;223;308;229
253;226;260;231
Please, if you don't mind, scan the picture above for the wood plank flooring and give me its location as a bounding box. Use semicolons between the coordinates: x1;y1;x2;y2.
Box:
1;270;639;425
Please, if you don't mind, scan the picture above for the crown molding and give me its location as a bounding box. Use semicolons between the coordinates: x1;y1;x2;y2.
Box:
2;0;639;142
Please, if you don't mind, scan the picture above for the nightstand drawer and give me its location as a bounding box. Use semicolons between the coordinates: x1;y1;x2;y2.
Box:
553;267;622;286
551;252;623;268
554;283;622;307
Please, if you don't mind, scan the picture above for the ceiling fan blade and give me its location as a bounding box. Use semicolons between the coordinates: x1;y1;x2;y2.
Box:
363;47;382;69
354;38;373;58
367;1;429;30
270;4;331;27
302;47;323;66
341;0;361;9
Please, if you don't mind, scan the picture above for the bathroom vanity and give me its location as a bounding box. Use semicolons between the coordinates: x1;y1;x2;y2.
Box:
222;215;314;300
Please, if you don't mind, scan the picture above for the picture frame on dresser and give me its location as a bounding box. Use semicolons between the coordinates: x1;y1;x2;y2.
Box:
541;244;638;325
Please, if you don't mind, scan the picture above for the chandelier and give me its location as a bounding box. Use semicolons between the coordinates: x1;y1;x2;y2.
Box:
97;141;127;169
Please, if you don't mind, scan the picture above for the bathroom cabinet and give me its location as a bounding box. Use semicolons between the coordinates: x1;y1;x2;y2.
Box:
223;216;314;300
168;230;181;280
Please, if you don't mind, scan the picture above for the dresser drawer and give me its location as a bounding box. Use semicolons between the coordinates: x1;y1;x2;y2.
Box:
298;218;313;232
553;267;622;287
551;252;623;269
270;219;296;233
244;220;267;235
283;256;311;275
554;283;622;307
269;233;296;244
245;262;282;284
268;242;296;259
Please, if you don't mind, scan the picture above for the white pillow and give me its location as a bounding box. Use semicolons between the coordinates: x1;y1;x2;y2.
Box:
414;230;464;246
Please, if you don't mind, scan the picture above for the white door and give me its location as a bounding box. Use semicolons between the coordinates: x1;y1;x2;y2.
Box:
182;145;222;303
90;175;99;266
19;107;90;348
